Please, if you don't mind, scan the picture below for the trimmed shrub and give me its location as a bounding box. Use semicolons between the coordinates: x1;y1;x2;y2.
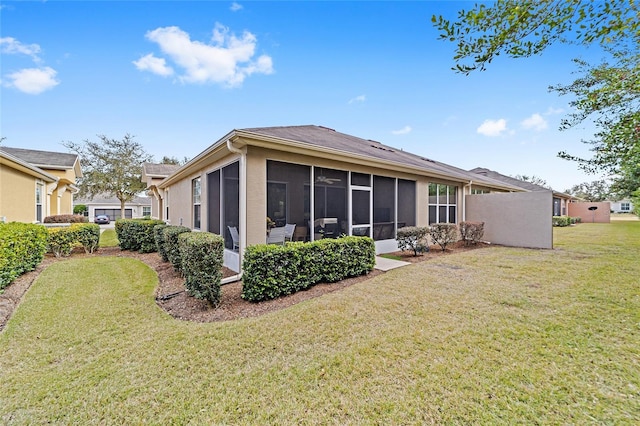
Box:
115;218;165;252
569;216;582;224
46;227;79;258
0;222;48;290
459;221;484;245
552;216;571;227
44;214;87;223
163;226;191;272
396;226;430;256
429;223;458;252
153;224;169;261
71;223;101;253
242;236;375;302
73;204;87;215
178;232;224;305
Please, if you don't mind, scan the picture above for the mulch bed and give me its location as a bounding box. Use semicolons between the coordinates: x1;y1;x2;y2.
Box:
0;241;487;329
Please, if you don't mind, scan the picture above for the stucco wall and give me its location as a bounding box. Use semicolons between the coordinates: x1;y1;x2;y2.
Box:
568;202;611;223
465;191;553;249
0;165;37;222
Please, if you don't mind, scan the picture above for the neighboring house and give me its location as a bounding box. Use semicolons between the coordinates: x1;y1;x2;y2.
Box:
74;194;152;222
156;125;555;273
609;199;634;213
0;146;81;223
142;163;180;220
469;167;577;216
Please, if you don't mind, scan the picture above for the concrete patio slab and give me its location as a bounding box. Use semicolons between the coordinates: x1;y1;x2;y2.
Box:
374;256;411;271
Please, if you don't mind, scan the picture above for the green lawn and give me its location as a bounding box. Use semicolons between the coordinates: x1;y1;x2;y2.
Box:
98;228;119;247
1;222;639;424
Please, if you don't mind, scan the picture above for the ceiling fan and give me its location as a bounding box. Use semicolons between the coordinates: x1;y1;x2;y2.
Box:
315;174;341;184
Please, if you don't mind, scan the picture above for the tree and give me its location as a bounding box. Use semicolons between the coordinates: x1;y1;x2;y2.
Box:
64;134;152;218
565;180;610;201
432;0;639;74
512;174;549;188
433;1;639;197
159;155;189;165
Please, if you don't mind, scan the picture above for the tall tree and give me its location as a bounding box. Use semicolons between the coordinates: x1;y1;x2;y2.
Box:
433;0;639;197
159;155;189;165
64;134;152;218
565;180;610;202
512;174;549;188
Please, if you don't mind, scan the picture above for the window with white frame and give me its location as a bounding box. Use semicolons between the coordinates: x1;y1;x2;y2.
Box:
36;182;43;222
142;206;151;217
428;183;457;224
471;188;489;194
193;177;201;229
621;202;630;211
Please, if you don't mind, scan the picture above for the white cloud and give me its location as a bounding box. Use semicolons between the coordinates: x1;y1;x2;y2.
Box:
477;118;508;137
521;113;548;131
392;126;412;135
348;94;366;104
544;106;564;115
5;67;59;94
230;2;243;11
0;36;41;62
137;23;273;87
132;53;174;77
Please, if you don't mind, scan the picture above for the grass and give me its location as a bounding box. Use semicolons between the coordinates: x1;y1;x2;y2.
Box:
1;222;639;424
98;228;119;247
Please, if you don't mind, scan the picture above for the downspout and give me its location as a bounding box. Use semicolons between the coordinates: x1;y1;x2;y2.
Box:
463;180;472;222
224;138;246;283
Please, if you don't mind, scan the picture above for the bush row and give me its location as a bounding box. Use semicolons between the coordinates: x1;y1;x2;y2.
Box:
0;222;48;290
396;221;484;255
115;218;165;253
242;236;375;302
47;223;101;257
459;221;485;246
44;214;88;223
552;216;582;227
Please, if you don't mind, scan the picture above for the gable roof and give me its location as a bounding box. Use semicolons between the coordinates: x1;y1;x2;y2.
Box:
161;125;524;191
0;149;58;182
470;167;576;199
0;146;79;169
74;194;151;206
142;162;181;178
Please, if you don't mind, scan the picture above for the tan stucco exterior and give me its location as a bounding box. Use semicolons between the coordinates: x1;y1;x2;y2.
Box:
0;149;80;223
568;201;611;223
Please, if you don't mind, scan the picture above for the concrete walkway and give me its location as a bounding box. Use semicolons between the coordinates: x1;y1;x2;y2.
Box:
374;256;411;271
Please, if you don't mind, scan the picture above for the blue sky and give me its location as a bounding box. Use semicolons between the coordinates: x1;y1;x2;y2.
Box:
1;1;609;191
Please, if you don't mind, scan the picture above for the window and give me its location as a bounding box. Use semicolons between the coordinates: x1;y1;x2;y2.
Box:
621;202;630;211
428;183;457;224
36;182;43;222
192;177;201;229
471;188;489;194
142;206;151;217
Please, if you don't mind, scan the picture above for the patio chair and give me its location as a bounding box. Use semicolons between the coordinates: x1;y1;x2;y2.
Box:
228;226;240;251
284;223;296;241
266;226;286;245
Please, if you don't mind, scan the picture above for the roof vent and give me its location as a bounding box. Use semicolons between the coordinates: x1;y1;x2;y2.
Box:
318;126;335;132
370;144;394;153
421;157;435;163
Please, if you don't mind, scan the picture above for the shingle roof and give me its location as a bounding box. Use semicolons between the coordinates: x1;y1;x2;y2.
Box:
0;146;79;169
143;162;181;177
74;194;151;205
239;125;522;189
469;167;550;192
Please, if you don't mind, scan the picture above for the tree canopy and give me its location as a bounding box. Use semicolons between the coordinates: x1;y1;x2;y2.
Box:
565;180;610;202
433;0;639;199
64;134;152;217
512;174;549;188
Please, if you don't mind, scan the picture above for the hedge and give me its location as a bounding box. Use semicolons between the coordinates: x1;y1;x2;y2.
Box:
115;218;165;253
178;232;225;305
153;224;169;261
552;216;571;227
429;223;458;251
162;226;191;272
0;222;48;290
459;221;484;245
46;223;101;257
242;236;375;302
72;223;101;254
44;214;88;223
396;226;430;256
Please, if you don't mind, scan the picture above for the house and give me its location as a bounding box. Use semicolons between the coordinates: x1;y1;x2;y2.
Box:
74;194;152;222
609;199;635;213
141;163;180;220
0;146;81;223
469;167;578;216
156;125;555;273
